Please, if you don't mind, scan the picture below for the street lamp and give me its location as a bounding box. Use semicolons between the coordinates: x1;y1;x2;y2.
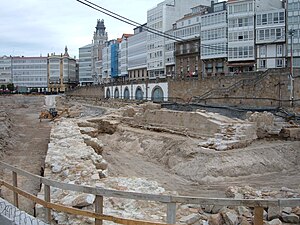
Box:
289;29;295;107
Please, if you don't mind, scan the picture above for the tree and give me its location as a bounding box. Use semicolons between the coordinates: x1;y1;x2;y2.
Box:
7;83;14;92
0;84;6;90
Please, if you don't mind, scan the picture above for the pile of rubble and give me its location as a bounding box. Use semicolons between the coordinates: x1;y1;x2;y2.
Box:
177;186;300;225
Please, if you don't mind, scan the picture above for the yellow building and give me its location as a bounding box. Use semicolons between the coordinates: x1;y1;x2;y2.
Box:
48;47;77;93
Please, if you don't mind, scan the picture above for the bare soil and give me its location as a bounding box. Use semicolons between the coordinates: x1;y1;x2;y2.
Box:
0;95;51;214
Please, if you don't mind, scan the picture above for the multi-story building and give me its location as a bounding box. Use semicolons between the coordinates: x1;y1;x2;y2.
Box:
128;25;148;81
79;19;107;85
48;47;77;92
146;0;211;79
12;56;48;92
256;3;286;70
287;0;300;68
201;1;228;77
0;56;12;85
102;39;119;81
173;5;208;79
119;34;133;78
79;44;93;85
92;19;108;83
227;0;256;73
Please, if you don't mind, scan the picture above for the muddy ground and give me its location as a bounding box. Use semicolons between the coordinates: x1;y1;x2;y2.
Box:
0;95;299;215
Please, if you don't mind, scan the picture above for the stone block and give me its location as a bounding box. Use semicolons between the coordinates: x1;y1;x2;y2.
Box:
268;207;281;221
179;213;202;225
281;213;299;224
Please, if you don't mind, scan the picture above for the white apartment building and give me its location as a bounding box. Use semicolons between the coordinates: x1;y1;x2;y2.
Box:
287;0;300;67
201;1;228;76
147;0;211;79
256;5;286;70
79;44;93;85
128;25;148;81
0;56;12;84
119;34;133;78
227;0;256;73
12;56;48;92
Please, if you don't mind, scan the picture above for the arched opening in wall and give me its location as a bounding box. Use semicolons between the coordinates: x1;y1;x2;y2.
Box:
124;87;130;100
114;87;119;99
151;86;164;102
106;88;111;99
135;87;144;100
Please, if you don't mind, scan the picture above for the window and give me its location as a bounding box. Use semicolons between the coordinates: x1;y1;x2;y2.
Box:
260;46;266;57
276;59;283;67
260;60;266;68
277;45;283;55
262;14;267;25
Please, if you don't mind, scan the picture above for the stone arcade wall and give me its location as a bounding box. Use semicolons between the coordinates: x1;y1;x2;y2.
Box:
67;69;300;107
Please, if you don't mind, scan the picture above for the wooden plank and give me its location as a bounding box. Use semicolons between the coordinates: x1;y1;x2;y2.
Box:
12;171;19;207
0;180;171;225
171;196;279;207
44;184;51;223
0;161;41;183
254;207;264;225
166;203;176;224
42;177;172;203
95;195;104;225
279;199;300;207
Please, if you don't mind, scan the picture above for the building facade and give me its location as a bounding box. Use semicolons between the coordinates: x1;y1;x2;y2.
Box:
12;56;48;92
227;0;256;73
256;6;286;70
79;44;93;85
119;34;133;78
0;56;12;85
128;25;148;81
48;47;77;93
92;19;108;83
79;19;107;85
201;1;228;77
287;0;300;68
146;0;211;79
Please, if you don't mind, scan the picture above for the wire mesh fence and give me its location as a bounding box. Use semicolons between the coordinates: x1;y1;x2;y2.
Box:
0;198;48;225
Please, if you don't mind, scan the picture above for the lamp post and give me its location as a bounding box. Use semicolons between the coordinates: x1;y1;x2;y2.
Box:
289;29;295;107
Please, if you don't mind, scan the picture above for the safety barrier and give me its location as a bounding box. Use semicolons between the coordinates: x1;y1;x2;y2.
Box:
0;161;299;225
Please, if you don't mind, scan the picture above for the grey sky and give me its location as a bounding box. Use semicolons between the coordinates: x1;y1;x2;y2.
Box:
0;0;163;58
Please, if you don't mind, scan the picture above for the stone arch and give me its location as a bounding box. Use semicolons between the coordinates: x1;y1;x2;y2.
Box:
106;88;111;99
135;86;144;100
151;86;164;102
124;87;130;100
114;87;119;99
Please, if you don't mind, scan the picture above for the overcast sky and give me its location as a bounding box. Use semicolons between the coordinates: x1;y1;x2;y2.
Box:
0;0;163;58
